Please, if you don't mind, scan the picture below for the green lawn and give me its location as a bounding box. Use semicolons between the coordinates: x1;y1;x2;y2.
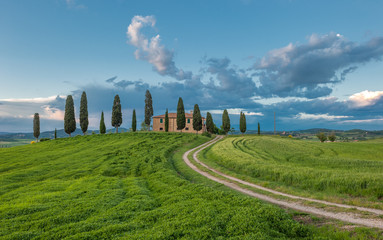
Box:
199;135;383;208
0;132;320;239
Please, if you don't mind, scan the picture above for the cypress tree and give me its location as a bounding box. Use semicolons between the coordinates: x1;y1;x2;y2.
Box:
54;128;57;139
144;90;153;130
176;97;186;131
33;113;40;142
240;112;246;135
80;91;89;135
64;95;76;137
132;109;137;132
100;111;106;134
222;109;230;134
258;122;261;135
111;94;122;133
206;112;214;133
193;104;202;134
165;108;169;132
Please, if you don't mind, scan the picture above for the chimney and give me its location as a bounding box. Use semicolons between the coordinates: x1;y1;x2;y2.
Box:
190;110;193;114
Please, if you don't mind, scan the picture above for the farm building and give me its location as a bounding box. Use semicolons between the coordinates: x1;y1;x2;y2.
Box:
152;112;206;133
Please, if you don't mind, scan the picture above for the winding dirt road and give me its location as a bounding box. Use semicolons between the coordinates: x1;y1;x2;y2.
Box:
183;136;383;229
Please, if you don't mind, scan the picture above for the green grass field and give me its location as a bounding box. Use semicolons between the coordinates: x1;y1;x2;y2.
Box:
0;139;32;148
2;132;382;239
199;135;383;208
0;133;320;239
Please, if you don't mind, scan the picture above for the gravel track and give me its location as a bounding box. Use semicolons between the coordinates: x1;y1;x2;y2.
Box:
183;136;383;229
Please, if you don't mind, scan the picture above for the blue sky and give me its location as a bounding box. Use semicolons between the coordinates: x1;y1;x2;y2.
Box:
1;0;383;132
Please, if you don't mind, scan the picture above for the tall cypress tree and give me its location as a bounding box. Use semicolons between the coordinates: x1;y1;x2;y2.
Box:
132;109;137;132
176;97;186;132
144;90;153;130
33;113;40;142
165;108;169;132
80;91;89;135
240;112;246;135
193;104;202;134
206;112;214;133
100;111;106;134
258;122;261;135
54;128;57;139
222;109;230;134
111;94;122;133
64;95;76;137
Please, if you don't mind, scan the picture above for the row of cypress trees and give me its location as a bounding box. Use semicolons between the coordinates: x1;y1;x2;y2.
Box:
63;90;153;136
33;89;253;139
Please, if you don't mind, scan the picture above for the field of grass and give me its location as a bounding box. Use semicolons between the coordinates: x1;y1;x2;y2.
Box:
0;139;32;148
199;136;383;207
0;132;324;239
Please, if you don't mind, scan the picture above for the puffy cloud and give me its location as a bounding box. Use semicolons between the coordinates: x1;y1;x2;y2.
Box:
206;108;263;116
252;33;383;98
342;118;383;123
127;15;193;80
294;113;351;121
349;90;383;108
1;95;66;104
205;58;257;98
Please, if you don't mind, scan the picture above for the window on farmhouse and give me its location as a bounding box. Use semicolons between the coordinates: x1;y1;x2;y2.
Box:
160;119;163;123
187;119;190;123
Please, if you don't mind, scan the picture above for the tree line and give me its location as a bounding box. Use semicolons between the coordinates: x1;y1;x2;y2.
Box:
33;90;254;141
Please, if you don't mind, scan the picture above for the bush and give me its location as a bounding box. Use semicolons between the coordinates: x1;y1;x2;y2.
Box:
328;134;336;142
288;135;292;138
316;132;327;142
202;132;211;138
40;138;51;142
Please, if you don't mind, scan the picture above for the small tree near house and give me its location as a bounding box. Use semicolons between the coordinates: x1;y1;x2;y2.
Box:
177;97;186;132
193;104;202;134
100;111;106;134
239;112;246;135
206;112;214;134
144;90;153;130
165;109;169;132
222;109;231;134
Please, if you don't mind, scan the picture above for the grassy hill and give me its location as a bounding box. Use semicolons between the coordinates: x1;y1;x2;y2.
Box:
0;132;321;239
199;135;383;209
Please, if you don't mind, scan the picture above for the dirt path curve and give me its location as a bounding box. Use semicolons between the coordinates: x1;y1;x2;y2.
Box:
183;136;383;229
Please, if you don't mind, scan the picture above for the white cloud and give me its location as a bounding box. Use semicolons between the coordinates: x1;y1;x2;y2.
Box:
342;118;383;123
253;33;383;98
206;108;263;116
295;112;351;121
39;106;65;121
126;15;192;80
348;90;383;108
1;95;66;103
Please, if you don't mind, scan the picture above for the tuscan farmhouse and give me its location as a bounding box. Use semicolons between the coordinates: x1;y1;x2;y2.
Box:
152;112;206;133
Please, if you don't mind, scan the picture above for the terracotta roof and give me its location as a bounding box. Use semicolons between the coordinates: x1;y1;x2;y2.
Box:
153;113;205;119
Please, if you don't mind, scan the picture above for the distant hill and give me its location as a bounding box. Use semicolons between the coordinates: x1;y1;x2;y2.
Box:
0;128;130;140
